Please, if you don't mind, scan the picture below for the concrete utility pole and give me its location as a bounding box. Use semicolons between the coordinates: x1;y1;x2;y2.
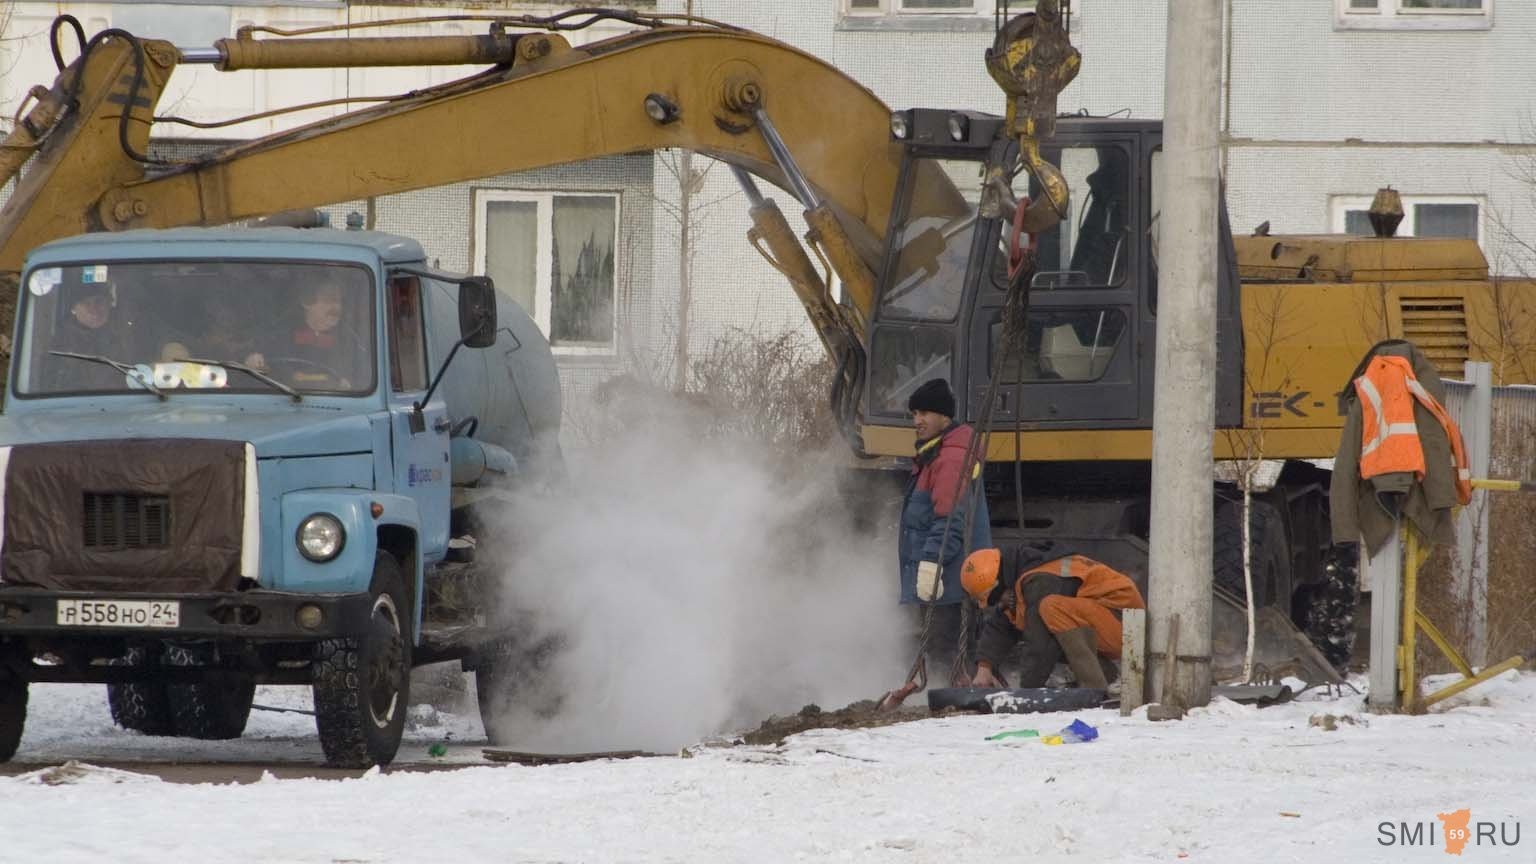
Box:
672;0;697;391
1146;0;1223;713
674;146;693;391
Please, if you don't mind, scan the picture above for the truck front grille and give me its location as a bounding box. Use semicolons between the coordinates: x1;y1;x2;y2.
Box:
83;493;171;549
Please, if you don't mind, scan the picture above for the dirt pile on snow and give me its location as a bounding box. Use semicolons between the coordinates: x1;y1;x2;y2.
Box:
740;701;950;746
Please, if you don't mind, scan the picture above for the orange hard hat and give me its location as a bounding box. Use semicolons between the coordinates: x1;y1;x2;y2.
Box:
961;548;1001;606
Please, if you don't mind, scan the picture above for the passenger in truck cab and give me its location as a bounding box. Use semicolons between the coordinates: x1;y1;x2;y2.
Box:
250;278;365;390
46;281;127;390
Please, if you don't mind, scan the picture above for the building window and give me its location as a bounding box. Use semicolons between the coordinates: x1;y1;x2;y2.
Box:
473;190;620;356
847;0;989;13
840;0;1018;30
1329;194;1483;244
1336;0;1491;30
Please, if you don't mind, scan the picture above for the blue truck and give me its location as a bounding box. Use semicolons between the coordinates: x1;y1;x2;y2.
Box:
0;225;562;767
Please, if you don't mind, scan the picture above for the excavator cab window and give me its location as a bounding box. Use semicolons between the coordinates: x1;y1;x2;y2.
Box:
963;130;1145;426
868;156;989;417
990;309;1129;383
877;159;987;323
1027;145;1132;289
868;325;955;416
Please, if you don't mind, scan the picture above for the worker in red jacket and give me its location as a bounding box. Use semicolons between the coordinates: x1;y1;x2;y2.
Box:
961;542;1144;690
898;378;991;680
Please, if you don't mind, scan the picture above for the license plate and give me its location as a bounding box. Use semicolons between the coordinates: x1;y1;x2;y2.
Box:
56;599;181;629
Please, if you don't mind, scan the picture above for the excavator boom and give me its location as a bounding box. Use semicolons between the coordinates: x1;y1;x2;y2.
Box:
0;19;939;314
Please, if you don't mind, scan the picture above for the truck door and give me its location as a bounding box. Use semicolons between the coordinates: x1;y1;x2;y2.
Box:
385;273;449;563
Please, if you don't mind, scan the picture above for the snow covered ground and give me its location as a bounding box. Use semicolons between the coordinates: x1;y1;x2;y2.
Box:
3;671;1535;863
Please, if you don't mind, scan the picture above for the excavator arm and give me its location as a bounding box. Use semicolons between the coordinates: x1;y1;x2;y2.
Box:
0;9;1083;449
0;18;969;323
0;14;1003;447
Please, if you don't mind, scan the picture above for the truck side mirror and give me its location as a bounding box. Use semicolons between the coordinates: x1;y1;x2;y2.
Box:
459;277;498;349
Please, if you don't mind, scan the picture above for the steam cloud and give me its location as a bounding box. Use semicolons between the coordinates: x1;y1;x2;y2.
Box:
477;409;909;753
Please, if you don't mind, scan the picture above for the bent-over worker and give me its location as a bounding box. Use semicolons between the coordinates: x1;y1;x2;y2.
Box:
960;542;1144;690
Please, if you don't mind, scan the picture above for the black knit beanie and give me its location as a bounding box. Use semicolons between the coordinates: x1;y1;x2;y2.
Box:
907;378;956;418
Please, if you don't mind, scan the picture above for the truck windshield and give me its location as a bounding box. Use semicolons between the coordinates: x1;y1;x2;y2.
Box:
14;260;376;398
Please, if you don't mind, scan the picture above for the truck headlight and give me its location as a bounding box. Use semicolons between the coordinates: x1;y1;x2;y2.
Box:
297;514;345;562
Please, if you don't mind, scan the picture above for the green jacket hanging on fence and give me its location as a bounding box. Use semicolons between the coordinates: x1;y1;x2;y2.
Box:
1330;340;1460;556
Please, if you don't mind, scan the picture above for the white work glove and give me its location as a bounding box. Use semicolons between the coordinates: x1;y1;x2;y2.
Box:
916;561;943;602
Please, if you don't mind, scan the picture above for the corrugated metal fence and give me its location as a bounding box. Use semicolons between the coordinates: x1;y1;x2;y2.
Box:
1425;369;1536;671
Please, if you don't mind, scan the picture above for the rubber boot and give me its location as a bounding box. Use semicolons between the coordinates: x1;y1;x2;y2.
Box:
1099;655;1120;685
1055;626;1109;690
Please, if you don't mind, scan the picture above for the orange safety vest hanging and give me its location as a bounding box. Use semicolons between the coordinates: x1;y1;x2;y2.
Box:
1352;355;1472;506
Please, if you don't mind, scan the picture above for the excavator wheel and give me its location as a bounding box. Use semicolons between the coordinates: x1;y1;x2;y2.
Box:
1213;498;1290;609
1296;544;1361;670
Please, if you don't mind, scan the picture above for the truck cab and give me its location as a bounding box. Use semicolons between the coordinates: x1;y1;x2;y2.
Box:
0;226;560;767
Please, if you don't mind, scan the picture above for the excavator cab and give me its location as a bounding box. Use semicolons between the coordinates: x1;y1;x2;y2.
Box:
866;112;1243;437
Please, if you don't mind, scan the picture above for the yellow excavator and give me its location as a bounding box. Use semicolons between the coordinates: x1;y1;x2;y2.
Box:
1;5;1532;676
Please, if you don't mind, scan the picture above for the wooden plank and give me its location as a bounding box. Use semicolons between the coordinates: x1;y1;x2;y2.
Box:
1161;613;1180;705
1147;613;1184;721
1121;608;1146;717
482;749;662;766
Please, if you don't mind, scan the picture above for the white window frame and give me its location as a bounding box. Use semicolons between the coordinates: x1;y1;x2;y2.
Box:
1328;193;1485;246
472;189;622;358
1335;0;1492;31
844;0;997;17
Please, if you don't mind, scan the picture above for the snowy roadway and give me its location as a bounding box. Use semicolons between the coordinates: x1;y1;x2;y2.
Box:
1;672;1534;862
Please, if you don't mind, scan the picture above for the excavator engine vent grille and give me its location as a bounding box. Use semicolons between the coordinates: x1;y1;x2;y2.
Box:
1399;297;1470;379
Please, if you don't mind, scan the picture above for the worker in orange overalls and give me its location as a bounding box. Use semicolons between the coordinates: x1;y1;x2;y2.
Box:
961;542;1145;690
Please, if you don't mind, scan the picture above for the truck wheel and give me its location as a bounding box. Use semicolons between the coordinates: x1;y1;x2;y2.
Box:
1213;498;1290;609
1298;544;1360;670
313;552;411;768
475;632;564;747
164;645;256;740
474;643;515;747
0;674;27;762
107;646;175;736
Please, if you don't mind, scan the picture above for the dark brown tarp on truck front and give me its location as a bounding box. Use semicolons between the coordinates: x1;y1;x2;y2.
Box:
2;439;246;592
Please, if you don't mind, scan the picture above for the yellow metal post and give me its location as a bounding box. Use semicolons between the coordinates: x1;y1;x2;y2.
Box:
1390;478;1534;712
1414;610;1474;679
1399;525;1421;712
1422;655;1528;708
